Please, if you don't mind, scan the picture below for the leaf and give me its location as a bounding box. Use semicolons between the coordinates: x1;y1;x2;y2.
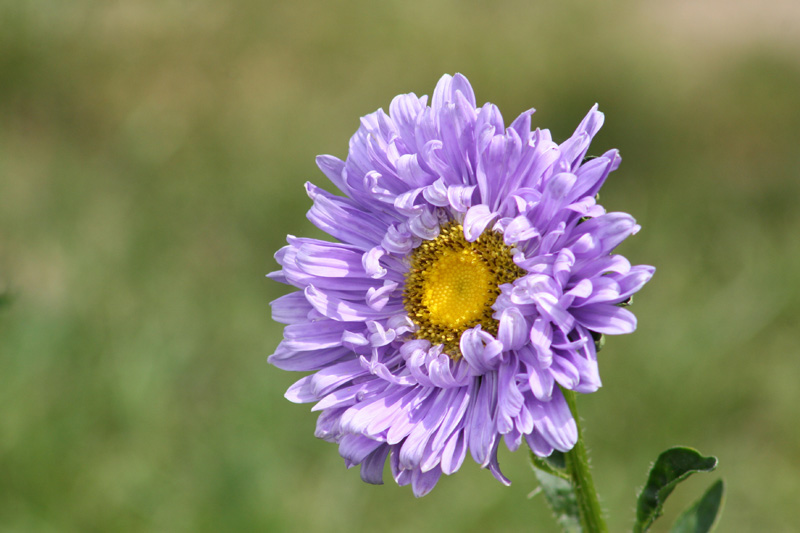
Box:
670;479;725;533
531;466;582;533
590;330;605;352
633;447;718;533
530;449;569;480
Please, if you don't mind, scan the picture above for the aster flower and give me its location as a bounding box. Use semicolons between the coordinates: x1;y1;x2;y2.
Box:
269;73;654;497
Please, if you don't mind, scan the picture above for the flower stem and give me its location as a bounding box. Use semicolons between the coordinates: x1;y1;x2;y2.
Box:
562;387;608;533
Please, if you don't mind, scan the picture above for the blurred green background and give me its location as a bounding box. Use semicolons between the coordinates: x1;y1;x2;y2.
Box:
1;1;799;531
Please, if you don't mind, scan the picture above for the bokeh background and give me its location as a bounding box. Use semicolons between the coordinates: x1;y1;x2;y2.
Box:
2;1;799;531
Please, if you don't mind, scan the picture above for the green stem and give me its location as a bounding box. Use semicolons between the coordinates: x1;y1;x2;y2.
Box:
562;387;608;533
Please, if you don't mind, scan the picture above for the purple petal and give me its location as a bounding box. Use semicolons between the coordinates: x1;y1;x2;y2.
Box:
525;430;554;458
460;327;504;375
529;318;554;367
440;430;467;475
550;353;580;390
282;320;351;351
268;344;353;372
360;444;391;484
311;358;367;398
572;303;637;335
468;374;498;467
389;92;427;151
497;307;528;351
365;281;399;311
315;155;349;197
411;466;442;497
430;388;470;452
526;359;555;401
285;375;316;403
569;212;639;259
570;150;619;200
559;104;604;169
339;434;384;465
531;389;578;452
616;265;656;301
270;291;313;324
305;183;388;249
486;441;511;486
304;285;403;322
447;184;476;212
463;204;497;241
496;352;524;433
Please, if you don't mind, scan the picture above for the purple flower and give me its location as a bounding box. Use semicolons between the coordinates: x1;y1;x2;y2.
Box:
269;74;654;496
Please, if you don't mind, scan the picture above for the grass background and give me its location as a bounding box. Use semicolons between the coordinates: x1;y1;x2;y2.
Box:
1;1;799;531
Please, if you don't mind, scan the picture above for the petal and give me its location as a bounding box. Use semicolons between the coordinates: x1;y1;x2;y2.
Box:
486;441;511;486
572;304;637;335
389;92;427;151
525;430;554;458
616;265;656;301
268;344;353;371
281;320;352;351
550;353;580;390
360;444;391;485
446;184;476;213
460;327;504;375
526;359;555;401
306;183;389;249
304;285;403;322
496;352;524;433
311;358;368;398
497;307;528;351
468;374;498;467
432;72;476;113
463;204;497;241
559;104;604;169
569;212;639;259
366;281;399;311
531;389;578;452
285;375;316;403
440;430;467;475
315;155;350;197
570;149;619;200
411;467;442;497
339;434;384;465
529;318;554;367
270;291;313;324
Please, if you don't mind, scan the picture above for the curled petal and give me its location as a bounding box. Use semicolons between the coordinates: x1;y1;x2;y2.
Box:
497;307;528;351
460;327;504;375
463;204;497;241
363;247;387;279
366;281;399;311
572;303;637;335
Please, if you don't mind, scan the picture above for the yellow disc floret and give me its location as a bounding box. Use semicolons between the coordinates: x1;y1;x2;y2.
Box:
422;248;493;328
404;221;526;359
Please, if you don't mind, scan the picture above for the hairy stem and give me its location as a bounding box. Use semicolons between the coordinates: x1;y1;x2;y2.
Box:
562;387;608;533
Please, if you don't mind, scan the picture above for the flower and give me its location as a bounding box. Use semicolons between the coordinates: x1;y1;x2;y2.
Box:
269;74;654;497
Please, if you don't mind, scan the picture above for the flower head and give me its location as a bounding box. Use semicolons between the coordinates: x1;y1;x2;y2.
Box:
269;74;654;496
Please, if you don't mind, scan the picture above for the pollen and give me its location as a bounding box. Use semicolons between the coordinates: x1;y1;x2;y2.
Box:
403;221;526;359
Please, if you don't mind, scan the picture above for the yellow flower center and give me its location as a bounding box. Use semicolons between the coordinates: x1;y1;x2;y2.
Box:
404;221;526;359
422;248;492;327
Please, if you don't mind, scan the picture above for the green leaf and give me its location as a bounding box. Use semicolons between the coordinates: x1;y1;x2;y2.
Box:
633;447;718;533
531;465;582;533
670;479;725;533
590;330;605;352
531;449;569;479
